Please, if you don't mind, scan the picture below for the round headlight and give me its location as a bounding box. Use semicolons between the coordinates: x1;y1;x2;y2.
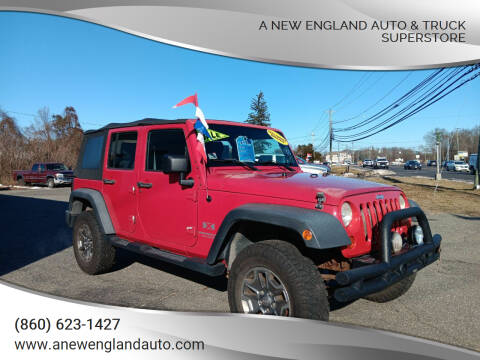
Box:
413;225;424;245
341;202;353;227
399;195;406;209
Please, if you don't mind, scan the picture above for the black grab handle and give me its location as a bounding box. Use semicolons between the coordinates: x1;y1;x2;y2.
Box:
137;182;153;189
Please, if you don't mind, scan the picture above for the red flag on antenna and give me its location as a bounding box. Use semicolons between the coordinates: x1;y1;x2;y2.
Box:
173;93;198;108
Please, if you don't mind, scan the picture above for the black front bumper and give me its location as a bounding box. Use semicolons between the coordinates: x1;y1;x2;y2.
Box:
334;207;442;302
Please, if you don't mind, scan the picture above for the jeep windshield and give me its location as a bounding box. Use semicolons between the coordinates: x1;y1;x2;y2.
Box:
205;124;298;169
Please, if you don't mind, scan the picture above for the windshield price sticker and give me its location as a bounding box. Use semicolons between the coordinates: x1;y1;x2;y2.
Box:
267;130;288;145
236;136;256;162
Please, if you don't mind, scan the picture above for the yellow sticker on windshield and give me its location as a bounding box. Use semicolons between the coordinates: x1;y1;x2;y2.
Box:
205;129;230;142
267;129;288;146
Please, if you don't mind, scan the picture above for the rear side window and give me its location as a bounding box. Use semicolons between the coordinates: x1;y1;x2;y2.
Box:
107;131;138;170
81;134;105;169
146;129;188;171
32;164;39;171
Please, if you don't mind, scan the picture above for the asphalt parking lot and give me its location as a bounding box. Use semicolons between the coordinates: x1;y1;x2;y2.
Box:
1;187;479;351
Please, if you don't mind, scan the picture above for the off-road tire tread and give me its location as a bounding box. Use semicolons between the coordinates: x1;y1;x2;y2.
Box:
73;211;116;275
228;240;329;320
364;273;416;303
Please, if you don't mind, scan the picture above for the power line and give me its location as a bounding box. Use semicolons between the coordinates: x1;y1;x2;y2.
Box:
333;67;465;137
334;73;386;112
3;109;103;128
335;65;480;142
333;72;413;124
334;67;449;133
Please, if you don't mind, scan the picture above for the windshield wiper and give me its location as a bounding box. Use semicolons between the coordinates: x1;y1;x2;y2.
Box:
208;159;259;171
257;161;295;171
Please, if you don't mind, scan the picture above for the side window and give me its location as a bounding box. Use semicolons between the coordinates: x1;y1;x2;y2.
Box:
107;131;138;170
146;129;188;172
81;134;105;169
32;164;39;172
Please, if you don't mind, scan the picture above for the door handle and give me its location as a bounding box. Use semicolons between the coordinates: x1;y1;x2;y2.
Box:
103;179;115;185
137;182;153;189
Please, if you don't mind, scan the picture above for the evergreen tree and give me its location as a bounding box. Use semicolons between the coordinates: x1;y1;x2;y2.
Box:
246;91;271;126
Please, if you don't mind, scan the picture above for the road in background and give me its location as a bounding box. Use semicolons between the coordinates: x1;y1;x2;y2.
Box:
358;164;474;182
1;187;479;351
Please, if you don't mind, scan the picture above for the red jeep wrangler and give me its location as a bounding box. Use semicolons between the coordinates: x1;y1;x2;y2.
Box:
66;118;441;320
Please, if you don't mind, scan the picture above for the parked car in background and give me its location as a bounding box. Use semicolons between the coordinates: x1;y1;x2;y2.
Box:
362;159;373;167
442;160;450;168
374;157;389;169
296;157;330;175
12;162;74;188
469;154;478;174
404;160;422;170
427;160;437;167
446;161;470;172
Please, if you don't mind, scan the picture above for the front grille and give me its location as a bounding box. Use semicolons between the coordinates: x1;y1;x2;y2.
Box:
359;197;401;243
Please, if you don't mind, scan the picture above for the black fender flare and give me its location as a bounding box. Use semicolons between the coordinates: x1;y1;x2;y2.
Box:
66;188;115;235
206;203;351;265
408;198;420;209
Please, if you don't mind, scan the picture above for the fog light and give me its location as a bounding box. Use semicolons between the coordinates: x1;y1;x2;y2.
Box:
413;225;424;245
391;231;403;253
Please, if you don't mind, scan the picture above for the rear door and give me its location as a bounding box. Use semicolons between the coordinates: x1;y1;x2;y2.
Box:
38;164;47;183
102;129;139;237
136;126;197;250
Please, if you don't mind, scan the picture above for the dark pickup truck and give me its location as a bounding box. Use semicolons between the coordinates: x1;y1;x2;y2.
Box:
13;162;74;188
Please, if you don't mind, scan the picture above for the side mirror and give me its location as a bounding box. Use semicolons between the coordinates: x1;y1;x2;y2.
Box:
162;155;194;187
162;155;189;173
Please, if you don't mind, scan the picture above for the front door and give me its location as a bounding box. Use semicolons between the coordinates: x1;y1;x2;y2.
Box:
102;130;139;237
137;127;197;250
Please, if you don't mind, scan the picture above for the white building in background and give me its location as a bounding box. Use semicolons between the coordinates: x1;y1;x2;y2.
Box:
325;152;352;164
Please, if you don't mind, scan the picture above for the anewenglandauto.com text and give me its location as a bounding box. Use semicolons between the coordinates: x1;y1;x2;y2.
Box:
14;337;205;353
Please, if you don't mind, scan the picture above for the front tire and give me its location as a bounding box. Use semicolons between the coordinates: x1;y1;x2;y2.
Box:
47;178;55;188
364;273;416;303
228;240;329;320
73;211;116;275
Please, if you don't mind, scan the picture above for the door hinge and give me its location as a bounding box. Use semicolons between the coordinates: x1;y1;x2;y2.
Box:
186;226;196;235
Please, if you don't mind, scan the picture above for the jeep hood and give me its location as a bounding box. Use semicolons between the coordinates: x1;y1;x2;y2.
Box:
207;169;399;205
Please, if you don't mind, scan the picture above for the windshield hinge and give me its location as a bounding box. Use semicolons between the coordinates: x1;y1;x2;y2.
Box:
316;192;326;209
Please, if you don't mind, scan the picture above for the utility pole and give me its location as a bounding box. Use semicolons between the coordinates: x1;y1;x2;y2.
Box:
446;140;450;161
475;128;479;189
435;131;442;180
311;132;315;163
351;141;354;164
328;109;333;163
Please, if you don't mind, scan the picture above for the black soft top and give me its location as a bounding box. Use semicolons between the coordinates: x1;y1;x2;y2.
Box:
84;118;188;134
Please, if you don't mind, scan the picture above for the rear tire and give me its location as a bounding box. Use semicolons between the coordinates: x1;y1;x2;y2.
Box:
73;211;116;275
17;177;25;186
364;273;416;303
228;240;329;320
